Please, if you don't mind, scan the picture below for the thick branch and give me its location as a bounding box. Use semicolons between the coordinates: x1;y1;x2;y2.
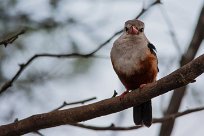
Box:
70;106;204;131
159;5;204;136
0;54;203;136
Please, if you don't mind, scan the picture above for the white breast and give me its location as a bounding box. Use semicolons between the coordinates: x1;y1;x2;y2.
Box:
111;34;149;76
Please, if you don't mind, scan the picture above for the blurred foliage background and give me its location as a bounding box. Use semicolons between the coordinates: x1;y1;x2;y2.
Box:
0;0;204;136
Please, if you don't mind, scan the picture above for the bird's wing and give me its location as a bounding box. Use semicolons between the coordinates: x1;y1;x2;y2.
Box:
148;43;159;72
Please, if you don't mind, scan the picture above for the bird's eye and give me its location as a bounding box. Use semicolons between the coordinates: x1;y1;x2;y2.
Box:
139;28;144;32
125;27;128;32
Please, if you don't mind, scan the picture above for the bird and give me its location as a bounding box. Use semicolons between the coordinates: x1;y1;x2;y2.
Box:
110;19;158;127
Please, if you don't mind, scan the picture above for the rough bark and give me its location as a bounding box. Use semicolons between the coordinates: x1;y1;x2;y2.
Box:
0;54;204;136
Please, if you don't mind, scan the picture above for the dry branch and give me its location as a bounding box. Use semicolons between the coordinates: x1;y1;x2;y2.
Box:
0;0;160;95
159;5;204;136
159;5;181;54
0;53;104;94
0;54;203;136
70;106;204;131
33;131;44;136
51;97;97;111
0;29;26;47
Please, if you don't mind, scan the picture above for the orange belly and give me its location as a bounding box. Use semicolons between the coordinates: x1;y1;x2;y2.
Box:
116;54;157;90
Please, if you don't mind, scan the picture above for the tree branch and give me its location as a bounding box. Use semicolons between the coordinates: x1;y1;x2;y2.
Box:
0;0;160;95
69;106;204;131
0;53;105;95
33;131;45;136
159;5;182;54
0;54;203;136
51;97;97;112
159;5;204;136
0;29;26;47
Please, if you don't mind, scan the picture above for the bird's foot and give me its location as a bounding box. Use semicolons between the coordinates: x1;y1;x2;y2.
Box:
139;84;147;89
119;90;129;100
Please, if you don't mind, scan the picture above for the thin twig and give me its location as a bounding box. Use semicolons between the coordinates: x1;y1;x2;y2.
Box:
91;0;161;55
159;5;182;54
33;131;45;136
111;90;118;98
51;97;97;112
69;106;204;131
0;1;161;95
0;53;105;94
0;29;26;47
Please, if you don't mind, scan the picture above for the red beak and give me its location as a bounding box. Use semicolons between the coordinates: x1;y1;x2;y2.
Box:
128;26;139;35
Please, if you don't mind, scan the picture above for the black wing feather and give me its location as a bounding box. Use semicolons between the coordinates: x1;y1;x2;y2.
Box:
148;43;159;72
148;43;157;55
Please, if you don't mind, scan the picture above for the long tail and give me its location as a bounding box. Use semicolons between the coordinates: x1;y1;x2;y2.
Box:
133;100;152;127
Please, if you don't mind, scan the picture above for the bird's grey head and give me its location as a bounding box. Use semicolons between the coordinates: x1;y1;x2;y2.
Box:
124;19;145;36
